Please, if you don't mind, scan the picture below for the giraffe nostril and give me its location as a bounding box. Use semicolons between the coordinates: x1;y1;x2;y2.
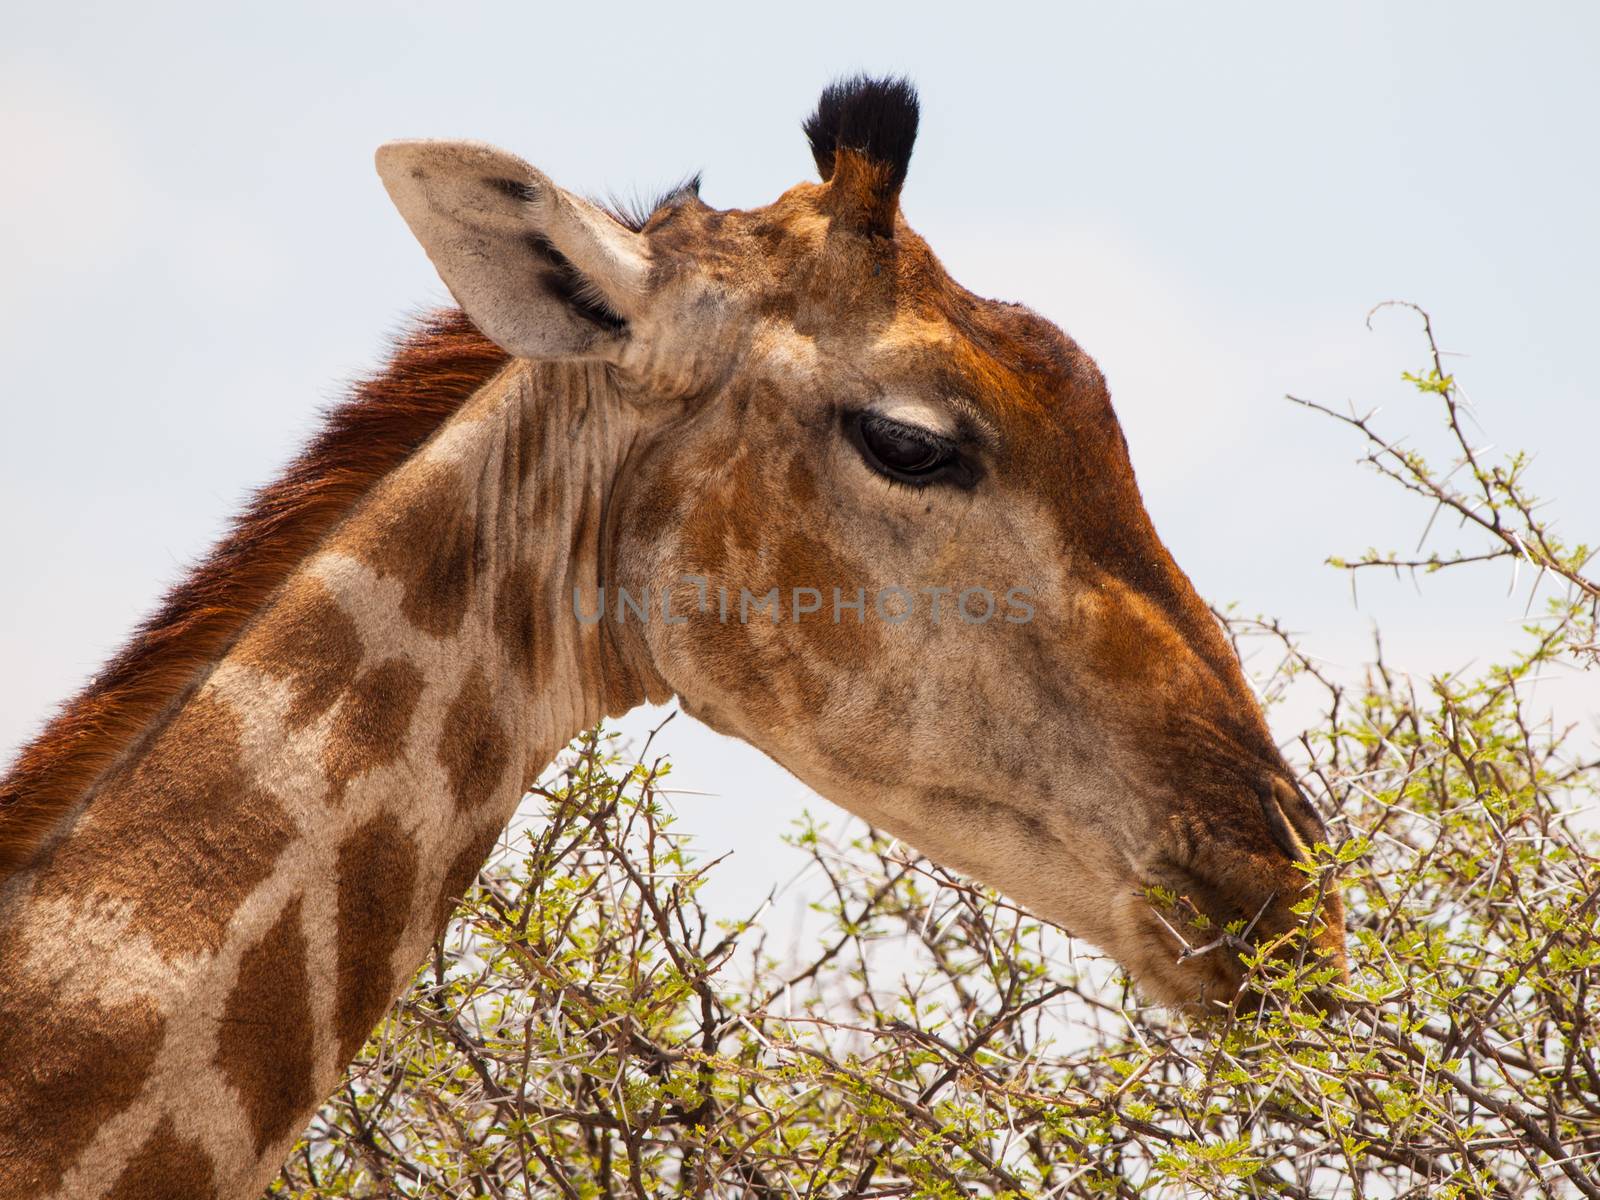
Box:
1257;776;1329;861
1258;779;1303;861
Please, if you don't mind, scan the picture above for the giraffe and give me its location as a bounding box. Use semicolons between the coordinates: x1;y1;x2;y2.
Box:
0;77;1346;1197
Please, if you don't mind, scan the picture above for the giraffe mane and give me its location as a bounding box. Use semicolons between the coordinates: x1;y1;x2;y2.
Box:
0;309;508;880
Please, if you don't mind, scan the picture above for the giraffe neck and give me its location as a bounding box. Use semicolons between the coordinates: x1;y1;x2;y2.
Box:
0;359;661;1199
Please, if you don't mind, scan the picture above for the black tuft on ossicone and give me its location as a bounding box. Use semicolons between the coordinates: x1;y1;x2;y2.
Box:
803;74;920;190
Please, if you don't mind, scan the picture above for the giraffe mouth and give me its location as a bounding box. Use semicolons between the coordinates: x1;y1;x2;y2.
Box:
1127;851;1347;1007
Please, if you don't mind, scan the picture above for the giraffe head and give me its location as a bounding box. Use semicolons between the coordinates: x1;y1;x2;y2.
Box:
378;76;1346;1006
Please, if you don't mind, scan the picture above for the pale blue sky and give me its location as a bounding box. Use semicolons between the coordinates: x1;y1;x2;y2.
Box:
3;1;1596;916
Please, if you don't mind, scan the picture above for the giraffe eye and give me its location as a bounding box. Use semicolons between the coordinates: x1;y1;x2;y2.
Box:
849;412;962;486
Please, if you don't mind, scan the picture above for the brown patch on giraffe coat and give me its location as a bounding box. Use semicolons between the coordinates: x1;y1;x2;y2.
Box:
516;372;550;482
322;656;426;803
676;428;763;572
30;691;294;960
333;812;420;1063
437;663;510;813
432;823;503;933
0;931;166;1196
216;896;316;1157
770;511;882;680
0;311;506;882
235;576;364;728
347;461;484;638
105;1115;218;1200
493;559;550;691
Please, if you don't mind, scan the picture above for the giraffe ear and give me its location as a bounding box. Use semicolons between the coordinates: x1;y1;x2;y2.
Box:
376;140;651;360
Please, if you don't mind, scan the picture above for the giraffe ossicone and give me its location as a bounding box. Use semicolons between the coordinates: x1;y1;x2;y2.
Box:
0;75;1346;1198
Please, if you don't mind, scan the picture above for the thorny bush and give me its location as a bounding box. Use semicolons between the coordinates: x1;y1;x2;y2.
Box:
273;308;1600;1198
